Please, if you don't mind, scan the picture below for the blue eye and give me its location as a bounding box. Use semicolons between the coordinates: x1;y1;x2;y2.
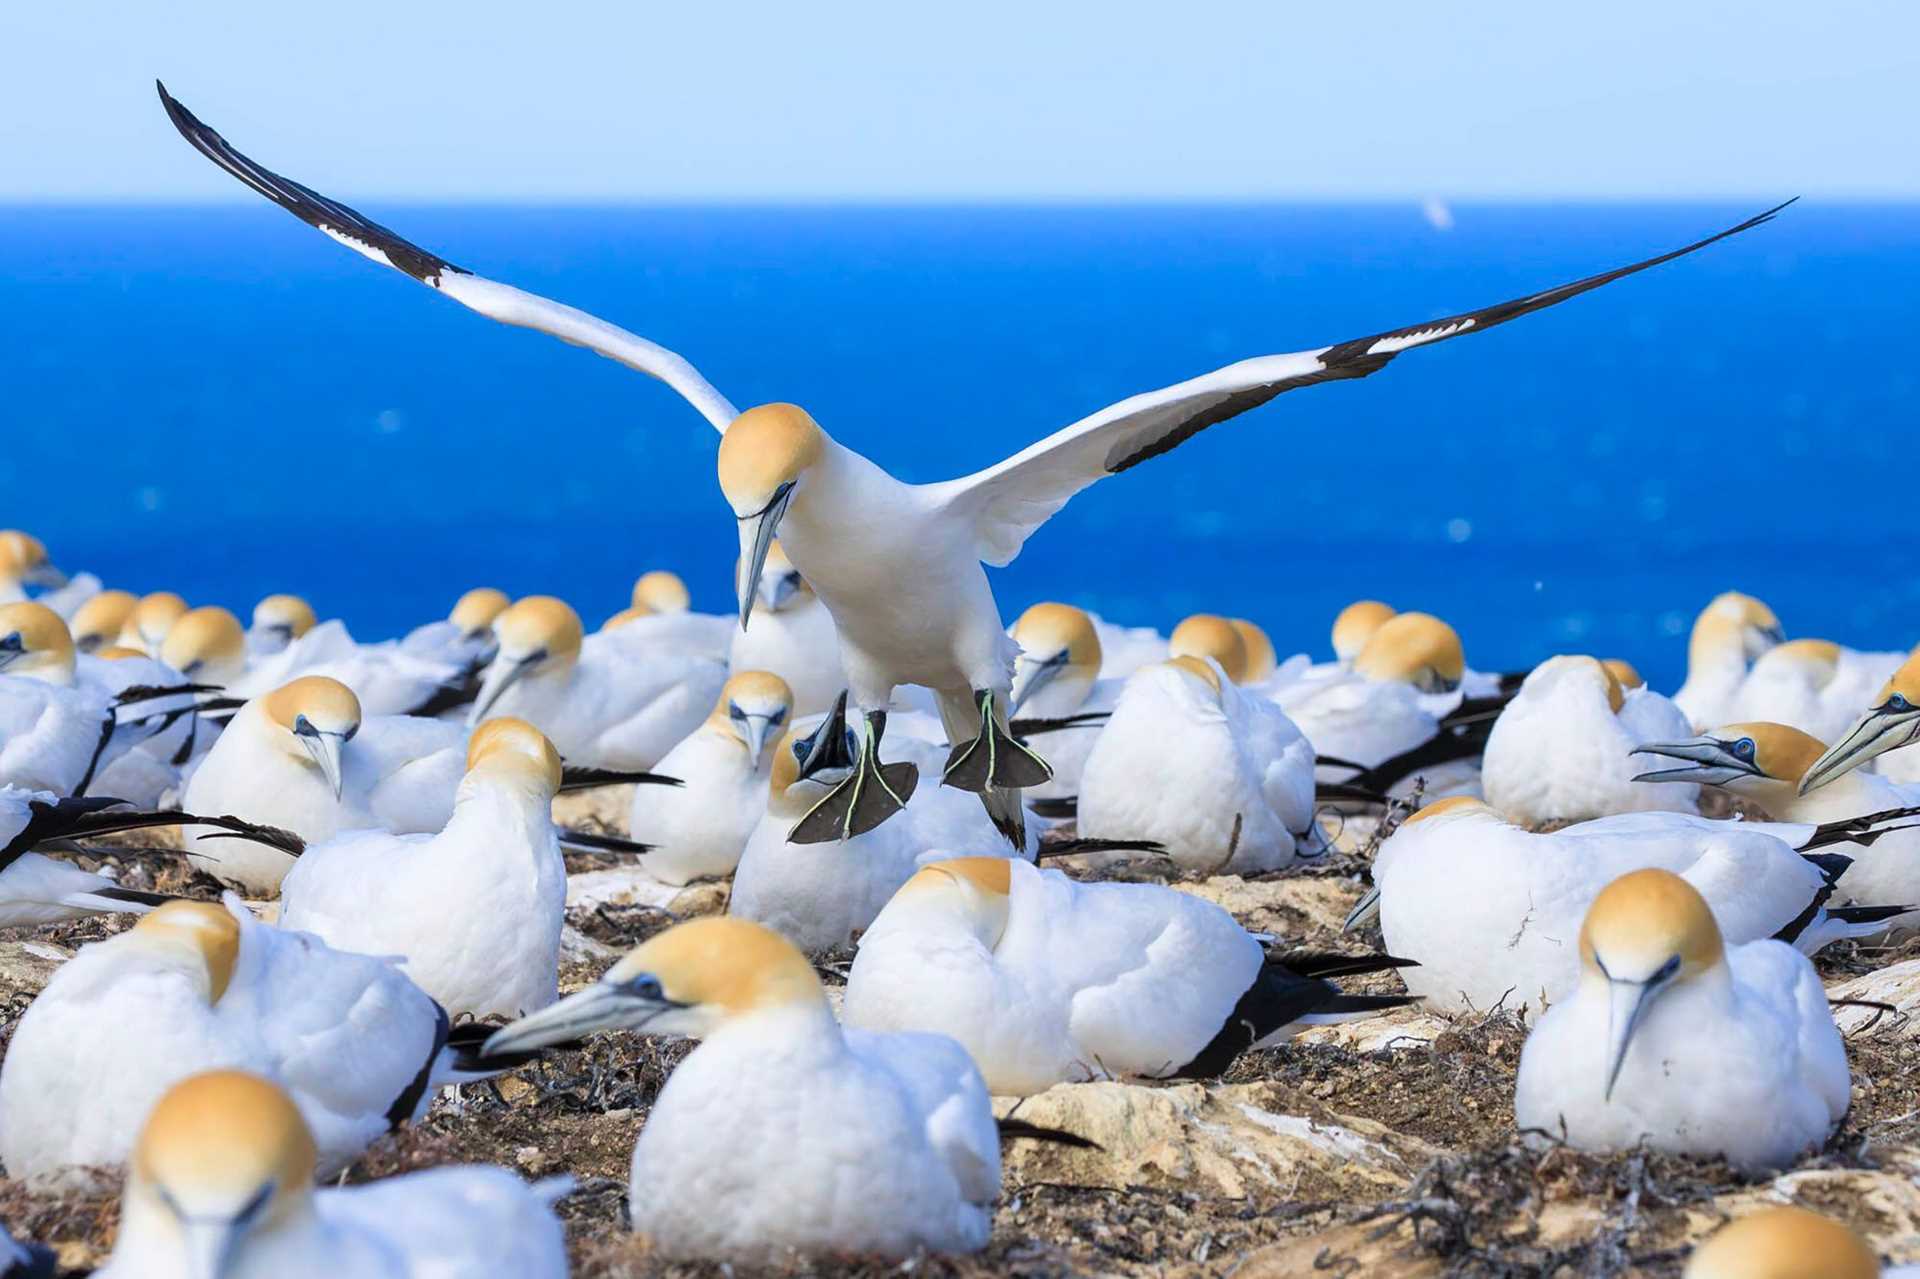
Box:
1890;694;1911;713
628;975;664;1001
1734;739;1756;760
1652;954;1681;983
728;703;746;720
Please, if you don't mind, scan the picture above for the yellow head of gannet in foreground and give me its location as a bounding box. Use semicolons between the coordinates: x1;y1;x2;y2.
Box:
0;531;64;603
727;538;845;716
627;672;793;886
98;1069;568;1279
1077;655;1317;873
120;590;190;656
846;856;1414;1094
278;717;567;1018
1512;868;1848;1171
69;588;138;654
1332;600;1396;664
484;916;999;1261
1672;591;1784;728
0;896;526;1186
1480;654;1699;825
157;85;1793;853
1800;648;1920;793
160;605;249;686
1685;1205;1896;1279
247;592;317;656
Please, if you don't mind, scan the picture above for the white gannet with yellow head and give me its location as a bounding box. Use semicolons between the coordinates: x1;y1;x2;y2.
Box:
245;593;317;657
70;589;138;655
159;85;1789;851
1672;591;1785;728
97;1069;568;1279
727;539;846;716
1078;654;1317;873
599;568;735;662
1730;637;1904;747
0;601;136;795
627;672;793;886
1006;602;1118;801
181;676;468;891
399;585;509;673
846;856;1414;1094
1513;868;1848;1171
0;897;517;1186
1481;654;1699;825
468;595;724;770
1798;647;1920;791
484;916;999;1261
120;590;191;657
160;606;249;687
279;717;567;1018
1685;1205;1903;1279
1351;794;1897;1015
0;531;65;604
1633;720;1920;932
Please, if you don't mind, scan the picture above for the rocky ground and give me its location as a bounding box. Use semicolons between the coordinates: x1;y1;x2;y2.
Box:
1;793;1918;1277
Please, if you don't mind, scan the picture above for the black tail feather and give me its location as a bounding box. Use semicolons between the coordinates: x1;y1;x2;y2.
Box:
1280;950;1420;980
444;1021;542;1073
1796;805;1920;852
1800;852;1855;886
1314;781;1391;806
1314;992;1423;1016
4;798;300;863
1828;903;1914;925
557;828;655;855
996;1117;1102;1150
1009;711;1111;739
1035;837;1164;861
559;765;684;793
1027;796;1078;820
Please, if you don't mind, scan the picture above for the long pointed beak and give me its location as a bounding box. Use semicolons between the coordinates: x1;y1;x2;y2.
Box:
468;656;532;726
794;690;856;780
1342;882;1383;933
1628;736;1758;787
1603;979;1656;1100
299;731;348;799
24;564;67;589
1010;651;1069;716
1800;707;1920;794
483;982;664;1057
177;1215;242;1279
757;570;802;613
0;649;22;675
740;714;777;767
736;482;796;632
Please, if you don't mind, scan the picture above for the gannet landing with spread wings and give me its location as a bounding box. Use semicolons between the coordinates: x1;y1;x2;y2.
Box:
158;83;1790;849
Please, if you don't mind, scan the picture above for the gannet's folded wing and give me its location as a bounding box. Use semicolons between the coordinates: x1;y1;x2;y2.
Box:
156;82;739;433
936;202;1794;566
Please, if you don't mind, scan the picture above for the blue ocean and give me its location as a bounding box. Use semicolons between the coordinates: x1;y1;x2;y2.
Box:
2;203;1913;688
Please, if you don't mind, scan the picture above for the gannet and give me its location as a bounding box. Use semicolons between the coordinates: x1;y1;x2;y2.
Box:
727;540;845;716
0;602;141;795
1512;869;1848;1171
399;586;508;670
1231;618;1279;683
1730;637;1903;747
0;531;65;604
1007;602;1117;801
1685;1205;1901;1279
279;718;566;1018
1077;656;1316;873
627;672;793;886
119;590;190;656
1168;614;1256;684
1352;796;1904;1014
0;898;529;1185
246;593;317;656
1332;600;1397;663
845;856;1414;1094
88;623;232;804
70;589;138;654
1799;648;1920;792
1601;657;1643;689
97;1069;568;1279
181;676;466;891
1672;591;1784;728
1633;721;1920;931
1481;655;1699;824
484;916;1000;1260
158;84;1787;849
632;569;690;614
468;595;724;769
158;606;249;688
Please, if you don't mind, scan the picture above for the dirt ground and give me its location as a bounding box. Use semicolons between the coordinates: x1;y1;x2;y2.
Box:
2;818;1917;1278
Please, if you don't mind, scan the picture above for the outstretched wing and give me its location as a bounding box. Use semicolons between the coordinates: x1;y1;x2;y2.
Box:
934;202;1794;566
157;82;740;433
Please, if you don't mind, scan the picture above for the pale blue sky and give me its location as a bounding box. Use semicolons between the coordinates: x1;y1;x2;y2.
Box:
5;1;1918;201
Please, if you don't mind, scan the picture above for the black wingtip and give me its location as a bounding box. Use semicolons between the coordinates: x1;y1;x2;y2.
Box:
997;1117;1102;1151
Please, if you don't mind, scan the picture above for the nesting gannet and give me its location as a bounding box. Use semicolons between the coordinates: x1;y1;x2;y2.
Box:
157;606;249;688
1672;591;1784;728
181;677;466;891
1730;636;1905;748
158;86;1787;849
70;589;138;654
1799;648;1920;792
1512;869;1848;1171
1007;602;1117;801
468;596;723;769
0;898;528;1184
1685;1205;1900;1279
279;718;566;1018
1481;655;1699;824
627;673;793;886
0;531;65;604
845;857;1414;1094
0;602;141;795
1077;656;1316;872
484;916;999;1260
96;1069;568;1279
400;586;508;670
1352;795;1903;1013
727;540;845;716
119;590;190;657
1634;721;1920;931
246;593;317;656
1332;600;1396;664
